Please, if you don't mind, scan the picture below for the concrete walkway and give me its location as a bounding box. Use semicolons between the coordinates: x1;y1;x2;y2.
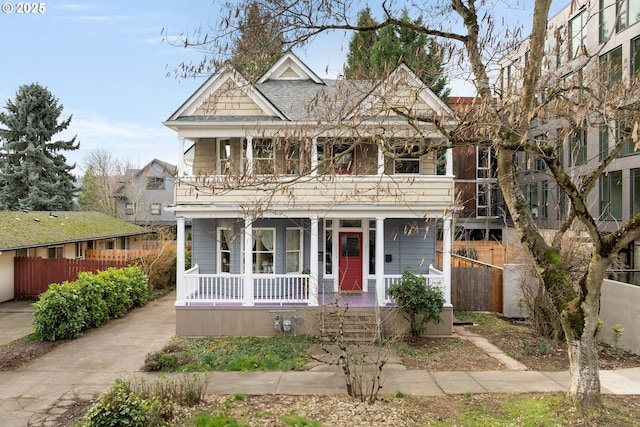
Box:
1;293;640;426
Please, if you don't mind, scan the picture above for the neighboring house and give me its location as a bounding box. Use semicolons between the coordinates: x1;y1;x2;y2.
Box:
447;97;504;242
114;159;177;228
163;52;458;337
500;0;640;277
0;211;149;302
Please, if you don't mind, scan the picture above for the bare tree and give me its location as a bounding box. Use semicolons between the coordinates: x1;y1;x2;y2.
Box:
78;148;137;217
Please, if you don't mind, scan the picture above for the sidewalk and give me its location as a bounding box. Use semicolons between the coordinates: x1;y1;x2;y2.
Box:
1;292;640;426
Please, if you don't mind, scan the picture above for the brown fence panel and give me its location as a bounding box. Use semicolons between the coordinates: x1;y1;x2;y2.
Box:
451;267;493;311
436;251;504;312
14;257;130;299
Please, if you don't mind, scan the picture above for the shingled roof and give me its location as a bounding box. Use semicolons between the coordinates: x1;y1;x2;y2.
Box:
0;211;150;251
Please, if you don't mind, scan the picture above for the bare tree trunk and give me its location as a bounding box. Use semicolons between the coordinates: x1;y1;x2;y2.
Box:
564;330;601;407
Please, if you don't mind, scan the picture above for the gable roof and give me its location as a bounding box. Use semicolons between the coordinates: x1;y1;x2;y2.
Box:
0;211;149;251
346;63;454;121
256;51;324;84
164;54;455;129
114;159;176;196
166;64;287;122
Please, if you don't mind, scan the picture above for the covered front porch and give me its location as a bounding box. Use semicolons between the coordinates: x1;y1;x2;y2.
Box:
175;214;454;338
174;211;453;311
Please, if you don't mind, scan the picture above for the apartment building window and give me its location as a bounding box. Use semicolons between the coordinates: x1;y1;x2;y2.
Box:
253;139;275;174
570;127;588;165
151;203;161;215
125;203;136;215
600;125;610;160
527;183;539;218
617;0;640;32
600;46;623;85
541;181;549;219
632;169;640;216
601;170;623;220
286;228;302;273
217;139;231;175
146;177;164;190
632;36;640;76
616;116;638;157
600;0;610;42
47;246;63;259
569;11;586;59
556;187;568;220
477;181;497;217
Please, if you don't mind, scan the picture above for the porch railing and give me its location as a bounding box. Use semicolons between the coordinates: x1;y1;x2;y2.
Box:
181;264;310;305
383;266;445;305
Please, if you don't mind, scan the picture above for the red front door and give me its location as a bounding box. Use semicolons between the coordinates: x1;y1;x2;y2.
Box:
339;232;363;291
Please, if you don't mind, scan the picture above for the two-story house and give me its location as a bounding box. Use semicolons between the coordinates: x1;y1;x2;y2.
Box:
164;52;458;337
114;159;177;229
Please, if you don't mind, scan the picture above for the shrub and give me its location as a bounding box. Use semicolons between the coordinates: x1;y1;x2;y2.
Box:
82;379;164;427
33;281;87;341
135;244;177;291
387;267;445;337
32;266;149;341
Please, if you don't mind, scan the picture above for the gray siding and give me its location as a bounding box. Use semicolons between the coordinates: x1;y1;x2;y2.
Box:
383;219;436;275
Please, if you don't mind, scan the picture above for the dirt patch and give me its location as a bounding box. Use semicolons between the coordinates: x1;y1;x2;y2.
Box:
173;393;640;426
0;340;63;371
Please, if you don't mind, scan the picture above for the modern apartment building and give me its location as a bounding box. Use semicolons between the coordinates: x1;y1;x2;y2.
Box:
500;0;640;273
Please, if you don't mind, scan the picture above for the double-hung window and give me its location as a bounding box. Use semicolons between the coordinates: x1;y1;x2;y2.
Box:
253;139;275;175
394;142;421;174
286;229;303;273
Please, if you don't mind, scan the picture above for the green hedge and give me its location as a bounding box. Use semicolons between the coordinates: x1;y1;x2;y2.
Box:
33;266;149;341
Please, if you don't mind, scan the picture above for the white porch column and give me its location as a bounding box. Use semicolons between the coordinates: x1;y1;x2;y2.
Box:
246;136;253;176
377;141;385;175
375;217;385;306
178;137;185;177
309;216;319;306
311;137;318;177
442;215;453;307
445;147;453;177
176;216;186;305
243;217;255;306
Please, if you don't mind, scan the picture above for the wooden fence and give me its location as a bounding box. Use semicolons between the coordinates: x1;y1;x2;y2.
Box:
437;251;504;312
438;240;512;267
14;257;129;298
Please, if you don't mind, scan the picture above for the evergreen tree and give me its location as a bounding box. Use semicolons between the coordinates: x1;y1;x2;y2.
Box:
0;83;79;211
344;8;450;99
343;7;379;79
230;1;286;81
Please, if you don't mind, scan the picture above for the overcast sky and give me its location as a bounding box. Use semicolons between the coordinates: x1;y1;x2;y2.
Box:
0;1;569;176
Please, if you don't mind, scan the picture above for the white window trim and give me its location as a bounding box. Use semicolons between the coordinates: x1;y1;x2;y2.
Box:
246;227;276;274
